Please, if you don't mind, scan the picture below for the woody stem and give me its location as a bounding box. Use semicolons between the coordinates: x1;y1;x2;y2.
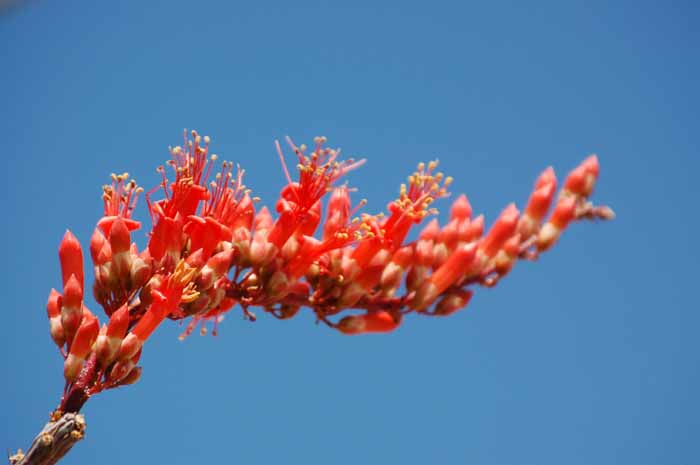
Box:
9;413;86;465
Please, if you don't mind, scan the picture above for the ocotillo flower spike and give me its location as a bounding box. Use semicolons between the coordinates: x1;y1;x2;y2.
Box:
44;130;612;414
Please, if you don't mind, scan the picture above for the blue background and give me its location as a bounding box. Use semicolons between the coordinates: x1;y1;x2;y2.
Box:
2;1;698;464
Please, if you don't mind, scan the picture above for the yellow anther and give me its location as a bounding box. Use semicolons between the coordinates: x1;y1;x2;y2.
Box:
428;160;438;171
204;136;211;144
211;154;218;161
445;176;454;186
417;162;425;172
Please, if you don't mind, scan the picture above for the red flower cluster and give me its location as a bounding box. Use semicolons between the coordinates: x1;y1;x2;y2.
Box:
47;130;613;413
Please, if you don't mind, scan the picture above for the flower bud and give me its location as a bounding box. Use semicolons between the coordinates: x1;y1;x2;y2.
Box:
265;270;289;299
337;311;399;335
118;366;142;386
64;313;99;382
59;230;84;290
412;243;477;310
537;196;577;251
108;359;135;384
480;204;519;258
61;274;84;343
433;289;473;316
110;218;133;279
96;304;130;366
109;217;132;255
46;288;65;348
524;181;556;224
493;234;521;275
90;228;108;265
129;256;152;289
380;246;413;294
338;281;366;308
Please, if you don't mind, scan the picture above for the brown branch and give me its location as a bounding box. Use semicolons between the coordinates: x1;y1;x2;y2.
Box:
9;413;85;465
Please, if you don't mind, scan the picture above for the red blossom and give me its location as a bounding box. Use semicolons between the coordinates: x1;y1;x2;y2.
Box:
44;130;613;413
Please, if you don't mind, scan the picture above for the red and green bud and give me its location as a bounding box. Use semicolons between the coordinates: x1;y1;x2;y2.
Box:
337;311;400;335
380;246;413;295
96;304;130;366
64;313;99;382
433;289;473;316
129;256;152;290
537;196;577;251
59;230;84;290
412;243;477;310
61;274;84;343
46;288;65;348
493;234;521;276
89;228;108;265
480;204;520;258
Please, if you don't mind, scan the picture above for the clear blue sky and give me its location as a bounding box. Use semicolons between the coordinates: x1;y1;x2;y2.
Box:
2;1;698;464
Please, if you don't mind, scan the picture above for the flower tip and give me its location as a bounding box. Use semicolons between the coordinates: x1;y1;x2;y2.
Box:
62;274;83;307
535;166;557;189
47;288;62;317
597;205;616;220
419;218;440;240
583;154;600;177
450;194;472;221
503;202;520;219
107;304;130;339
